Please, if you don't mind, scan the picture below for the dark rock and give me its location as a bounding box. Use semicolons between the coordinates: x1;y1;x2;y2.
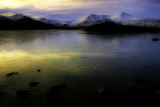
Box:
0;92;6;96
6;72;14;76
145;65;149;68
128;84;136;89
46;84;67;102
152;38;159;41
133;77;144;83
16;90;29;97
156;82;160;88
97;88;104;94
155;90;160;95
6;72;18;76
29;82;39;88
99;88;115;100
48;84;67;95
51;85;67;91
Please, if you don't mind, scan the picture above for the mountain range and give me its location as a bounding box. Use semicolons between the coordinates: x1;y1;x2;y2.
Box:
72;12;160;28
0;14;56;30
0;12;160;32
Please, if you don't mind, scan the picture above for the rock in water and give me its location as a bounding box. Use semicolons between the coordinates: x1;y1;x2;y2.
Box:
46;84;67;102
16;90;29;97
29;82;39;88
128;84;136;89
133;77;144;83
0;92;6;96
37;69;41;72
6;72;18;76
152;38;159;41
145;65;149;68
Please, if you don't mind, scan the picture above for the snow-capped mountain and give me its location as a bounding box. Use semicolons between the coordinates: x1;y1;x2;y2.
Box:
71;14;110;27
39;18;61;26
39;18;72;26
117;18;160;27
0;12;160;30
55;18;73;25
71;12;160;28
108;12;137;21
71;12;141;27
108;12;160;27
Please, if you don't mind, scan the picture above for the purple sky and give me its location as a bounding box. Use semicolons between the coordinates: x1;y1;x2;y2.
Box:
0;0;160;20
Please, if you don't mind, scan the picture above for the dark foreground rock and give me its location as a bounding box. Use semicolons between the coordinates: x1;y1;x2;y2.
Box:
145;65;150;68
6;72;18;76
0;92;6;96
16;90;29;97
128;84;136;89
133;77;144;83
152;38;159;41
156;82;160;88
46;84;67;103
29;82;39;88
37;69;41;72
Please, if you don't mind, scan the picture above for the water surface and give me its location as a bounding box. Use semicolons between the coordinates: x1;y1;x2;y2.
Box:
0;30;160;106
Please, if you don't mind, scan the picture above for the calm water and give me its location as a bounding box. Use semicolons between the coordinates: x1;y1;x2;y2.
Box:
0;30;160;106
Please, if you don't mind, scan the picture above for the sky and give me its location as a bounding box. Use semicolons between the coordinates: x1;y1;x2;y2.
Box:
0;0;160;20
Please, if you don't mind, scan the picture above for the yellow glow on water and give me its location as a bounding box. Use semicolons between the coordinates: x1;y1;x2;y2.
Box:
0;47;114;78
0;50;111;73
0;51;81;60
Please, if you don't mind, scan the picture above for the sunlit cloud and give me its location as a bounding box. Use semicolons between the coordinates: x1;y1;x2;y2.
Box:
0;0;103;9
0;0;160;19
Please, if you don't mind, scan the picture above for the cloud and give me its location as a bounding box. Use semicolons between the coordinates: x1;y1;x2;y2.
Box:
0;0;160;19
0;0;103;9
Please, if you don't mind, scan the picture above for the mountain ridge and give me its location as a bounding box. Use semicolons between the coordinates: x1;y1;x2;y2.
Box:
0;12;160;31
